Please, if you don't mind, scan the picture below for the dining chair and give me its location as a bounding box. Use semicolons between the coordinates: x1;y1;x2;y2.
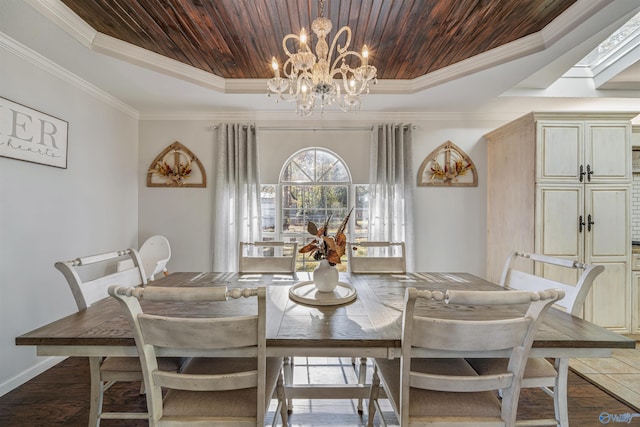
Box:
367;286;563;427
239;240;298;410
467;250;604;427
108;284;288;427
55;248;183;427
117;235;172;281
347;241;406;274
239;241;298;274
347;241;407;411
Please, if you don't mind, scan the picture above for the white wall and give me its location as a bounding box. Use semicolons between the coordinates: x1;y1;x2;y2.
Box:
138;116;498;278
138;121;214;272
0;34;139;394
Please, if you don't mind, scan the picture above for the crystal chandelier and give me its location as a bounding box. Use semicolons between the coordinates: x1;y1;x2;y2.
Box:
267;0;377;116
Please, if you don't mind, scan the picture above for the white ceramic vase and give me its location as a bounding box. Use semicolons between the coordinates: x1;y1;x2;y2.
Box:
313;259;339;292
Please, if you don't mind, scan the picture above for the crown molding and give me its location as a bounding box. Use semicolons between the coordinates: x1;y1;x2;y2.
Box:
1;32;138;118
138;109;523;123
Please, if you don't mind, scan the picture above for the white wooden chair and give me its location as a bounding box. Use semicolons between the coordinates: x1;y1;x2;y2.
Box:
239;241;298;274
467;251;604;427
367;287;563;427
239;241;297;410
347;241;407;411
347;241;406;274
108;285;288;427
117;235;171;281
55;248;182;427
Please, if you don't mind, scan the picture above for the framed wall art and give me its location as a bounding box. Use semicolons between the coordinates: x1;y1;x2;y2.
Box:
147;141;206;187
0;97;68;169
417;140;477;187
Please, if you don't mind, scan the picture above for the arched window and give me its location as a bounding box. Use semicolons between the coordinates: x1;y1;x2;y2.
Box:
261;148;369;271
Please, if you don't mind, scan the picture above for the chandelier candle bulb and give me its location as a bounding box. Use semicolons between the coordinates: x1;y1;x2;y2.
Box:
300;28;308;50
362;45;369;67
271;57;279;78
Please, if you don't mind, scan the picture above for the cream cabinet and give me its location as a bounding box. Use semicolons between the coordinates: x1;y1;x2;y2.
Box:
486;112;635;332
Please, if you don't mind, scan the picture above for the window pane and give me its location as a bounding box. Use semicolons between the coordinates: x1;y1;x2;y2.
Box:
260;185;276;233
316;150;349;182
355;185;370;236
282;161;312;182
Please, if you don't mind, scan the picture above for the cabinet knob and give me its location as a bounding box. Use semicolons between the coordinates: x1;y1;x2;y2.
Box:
587;164;593;182
579;165;585;182
588;214;595;232
579;215;585;233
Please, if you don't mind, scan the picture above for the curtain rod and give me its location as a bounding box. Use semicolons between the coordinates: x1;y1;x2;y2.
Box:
208;125;415;131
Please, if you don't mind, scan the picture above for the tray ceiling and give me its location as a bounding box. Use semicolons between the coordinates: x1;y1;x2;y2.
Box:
59;0;577;80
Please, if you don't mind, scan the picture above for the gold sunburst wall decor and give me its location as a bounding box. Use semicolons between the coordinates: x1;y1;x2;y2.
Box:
417;141;477;187
147;141;206;187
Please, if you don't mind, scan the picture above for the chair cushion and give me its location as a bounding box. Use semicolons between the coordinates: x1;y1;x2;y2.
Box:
162;357;283;418
375;357;502;418
467;357;557;380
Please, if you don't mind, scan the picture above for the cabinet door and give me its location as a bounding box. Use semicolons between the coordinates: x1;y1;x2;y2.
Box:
584;185;630;262
584;122;631;183
583;185;631;332
535;185;583;261
584;261;630;332
537;121;583;183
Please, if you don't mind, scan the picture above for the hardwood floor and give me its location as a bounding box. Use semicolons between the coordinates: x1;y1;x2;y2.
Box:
0;357;637;426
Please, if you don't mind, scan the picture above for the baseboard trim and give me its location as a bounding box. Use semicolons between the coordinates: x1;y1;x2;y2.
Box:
0;356;67;397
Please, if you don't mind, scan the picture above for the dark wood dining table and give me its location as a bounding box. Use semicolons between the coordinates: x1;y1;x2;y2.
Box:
16;271;635;399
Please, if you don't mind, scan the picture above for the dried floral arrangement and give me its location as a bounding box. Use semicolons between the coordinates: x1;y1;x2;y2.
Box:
150;157;192;184
429;158;472;181
299;207;353;266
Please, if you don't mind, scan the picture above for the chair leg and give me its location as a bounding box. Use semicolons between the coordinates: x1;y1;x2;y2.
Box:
357;357;367;413
367;366;381;427
555;358;570;427
88;357;104;427
283;356;293;411
275;372;289;426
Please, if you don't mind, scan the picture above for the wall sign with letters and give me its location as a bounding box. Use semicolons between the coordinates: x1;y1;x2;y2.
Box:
0;97;69;169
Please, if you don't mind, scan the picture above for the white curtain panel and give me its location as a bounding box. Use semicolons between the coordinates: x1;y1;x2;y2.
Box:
369;123;415;271
212;123;262;271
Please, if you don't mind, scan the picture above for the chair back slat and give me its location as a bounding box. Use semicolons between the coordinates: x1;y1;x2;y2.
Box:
153;370;258;392
55;248;146;311
410;371;514;392
348;241;406;273
239;241;297;273
501;251;604;315
139;315;258;349
411;316;532;351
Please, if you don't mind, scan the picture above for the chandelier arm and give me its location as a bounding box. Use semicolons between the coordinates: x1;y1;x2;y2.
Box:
330;50;361;75
327;26;352;62
282;57;296;78
282;33;302;57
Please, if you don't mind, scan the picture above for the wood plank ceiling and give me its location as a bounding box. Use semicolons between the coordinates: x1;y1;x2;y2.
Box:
60;0;576;80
